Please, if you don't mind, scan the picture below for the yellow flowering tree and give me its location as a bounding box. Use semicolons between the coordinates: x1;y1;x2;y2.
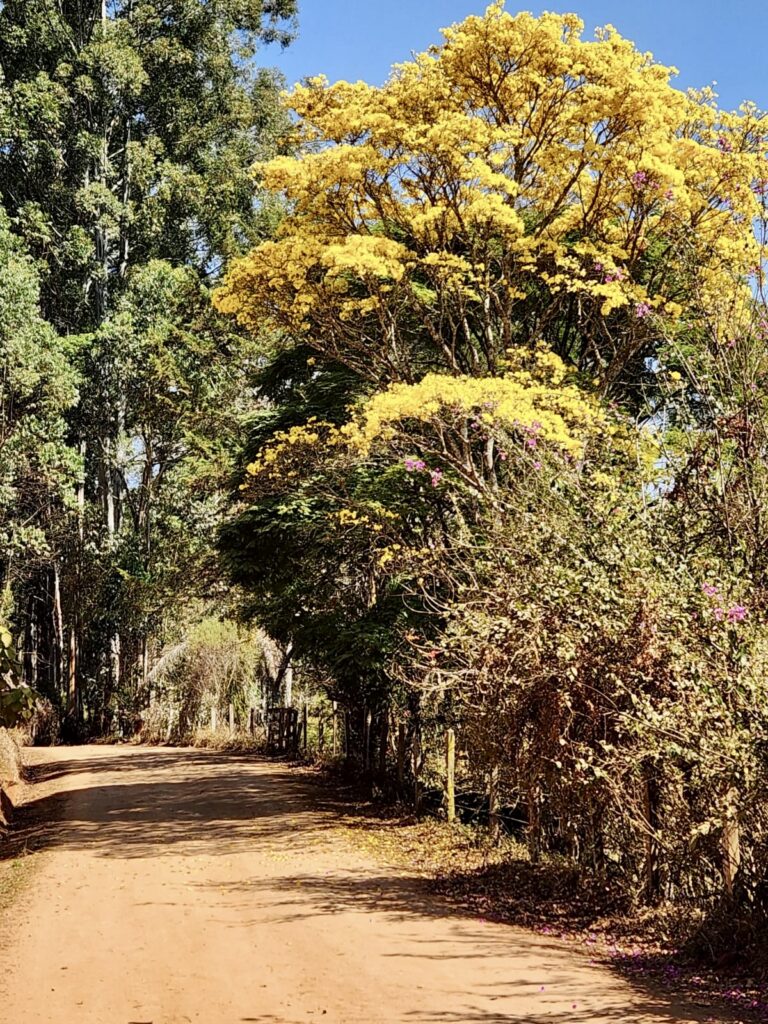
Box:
215;2;765;390
217;6;768;940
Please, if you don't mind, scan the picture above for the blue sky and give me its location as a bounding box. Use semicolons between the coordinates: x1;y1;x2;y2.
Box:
266;1;767;111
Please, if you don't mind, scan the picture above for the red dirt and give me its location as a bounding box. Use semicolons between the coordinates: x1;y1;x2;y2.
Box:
0;746;737;1023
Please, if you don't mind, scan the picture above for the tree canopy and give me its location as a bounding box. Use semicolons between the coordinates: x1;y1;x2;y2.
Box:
214;4;768;947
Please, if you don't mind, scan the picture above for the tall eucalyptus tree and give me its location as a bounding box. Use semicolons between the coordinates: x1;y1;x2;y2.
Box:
0;0;296;731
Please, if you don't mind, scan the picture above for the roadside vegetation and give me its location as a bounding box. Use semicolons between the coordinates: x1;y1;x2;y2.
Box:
3;0;768;995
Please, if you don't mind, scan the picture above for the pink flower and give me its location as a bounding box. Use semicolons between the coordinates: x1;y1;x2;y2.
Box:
635;302;652;319
702;582;720;598
430;469;443;487
717;136;733;152
631;170;648;187
713;607;725;622
404;457;426;472
523;421;542;448
533;460;542;471
727;604;748;623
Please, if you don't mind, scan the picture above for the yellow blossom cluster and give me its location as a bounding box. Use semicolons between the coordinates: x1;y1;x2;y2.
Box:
215;3;766;381
244;352;600;503
344;352;603;456
330;506;399;531
242;420;346;490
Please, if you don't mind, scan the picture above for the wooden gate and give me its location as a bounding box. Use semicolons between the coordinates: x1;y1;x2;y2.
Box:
266;707;299;755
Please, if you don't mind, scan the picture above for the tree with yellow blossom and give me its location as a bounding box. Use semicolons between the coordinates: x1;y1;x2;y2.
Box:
216;2;765;394
217;6;768;941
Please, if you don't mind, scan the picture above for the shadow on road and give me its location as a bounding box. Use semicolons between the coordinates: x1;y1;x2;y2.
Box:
1;747;736;1024
2;748;339;862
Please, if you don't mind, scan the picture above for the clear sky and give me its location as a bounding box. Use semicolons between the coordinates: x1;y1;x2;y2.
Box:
265;1;768;111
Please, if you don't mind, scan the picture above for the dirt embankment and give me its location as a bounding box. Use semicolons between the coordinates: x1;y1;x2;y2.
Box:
0;728;22;829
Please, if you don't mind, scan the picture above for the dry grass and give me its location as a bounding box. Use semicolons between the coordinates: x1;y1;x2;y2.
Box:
187;727;265;752
135;726;266;753
0;853;34;907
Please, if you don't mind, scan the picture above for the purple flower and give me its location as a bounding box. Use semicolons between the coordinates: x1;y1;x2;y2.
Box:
404;457;426;473
635;302;652;319
631;170;648;187
702;582;720;598
430;469;443;488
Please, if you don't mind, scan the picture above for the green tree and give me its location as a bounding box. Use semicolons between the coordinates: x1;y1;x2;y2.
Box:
0;0;296;732
0;209;79;711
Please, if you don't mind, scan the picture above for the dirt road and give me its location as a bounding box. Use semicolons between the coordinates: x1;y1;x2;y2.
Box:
0;746;721;1024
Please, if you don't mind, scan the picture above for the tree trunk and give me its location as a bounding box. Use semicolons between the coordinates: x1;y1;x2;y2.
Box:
52;563;65;700
283;659;293;707
642;772;661;901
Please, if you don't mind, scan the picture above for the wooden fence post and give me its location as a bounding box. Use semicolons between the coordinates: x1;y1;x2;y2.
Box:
210;706;217;733
722;786;741;897
229;703;235;735
642;772;661;901
488;764;500;842
527;782;542;864
378;712;389;781
397;722;406;793
364;707;371;774
412;731;422;813
248;707;255;736
302;704;308;754
332;701;338;756
446;729;456;823
318;716;325;754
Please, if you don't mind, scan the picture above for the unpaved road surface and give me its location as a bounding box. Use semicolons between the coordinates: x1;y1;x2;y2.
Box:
0;746;720;1024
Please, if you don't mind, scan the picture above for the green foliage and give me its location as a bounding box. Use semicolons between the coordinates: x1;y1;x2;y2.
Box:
0;0;297;732
0;0;297;329
0;626;34;728
140;617;264;741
